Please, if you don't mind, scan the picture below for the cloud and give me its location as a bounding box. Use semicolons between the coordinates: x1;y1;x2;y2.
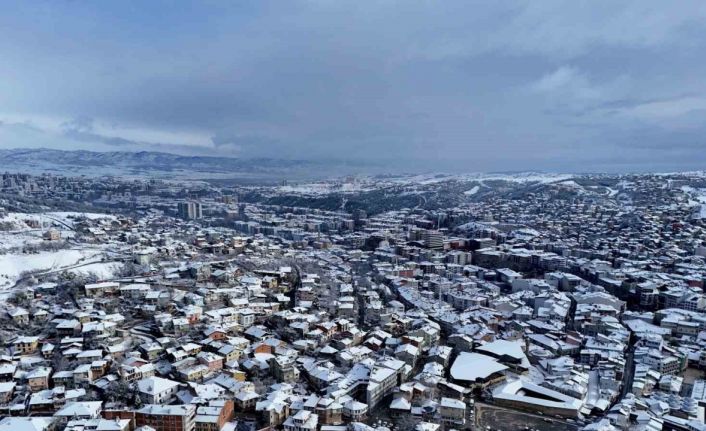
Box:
530;66;607;105
1;1;706;172
0;116;214;156
616;96;706;120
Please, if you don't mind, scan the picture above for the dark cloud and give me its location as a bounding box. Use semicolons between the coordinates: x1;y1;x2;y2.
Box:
1;1;706;172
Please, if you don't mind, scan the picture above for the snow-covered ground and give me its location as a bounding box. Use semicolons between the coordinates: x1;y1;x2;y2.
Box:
681;186;706;219
277;181;375;196
70;261;122;279
556;180;585;191
0;231;46;252
47;211;116;223
276;172;578;197
0;211;121;289
1;211;114;228
392;172;575;185
463;185;480;196
0;212;73;253
0;248;103;289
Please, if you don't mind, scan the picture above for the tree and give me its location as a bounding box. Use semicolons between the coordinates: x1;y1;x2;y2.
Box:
119;261;146;277
8;291;31;308
108;380;139;406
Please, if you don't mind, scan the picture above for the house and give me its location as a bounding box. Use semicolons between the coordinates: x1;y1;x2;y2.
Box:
120;357;155;382
0;363;15;382
283;410;318;431
196;352;223;372
217;345;242;363
13;336;40;355
73;364;93;386
194;400;234;431
27;367;52;392
9;308;30;325
0;417;54;431
343;399;368;421
439;397;466;426
136;377;181;404
139;342;163;361
272;356;300;383
135;404;197;431
56;320;82;336
41;343;55;359
204;328;227;341
84;282;119;297
234;390;260;411
256;391;290;426
0;382;15;404
54;401;103;423
394;343;420;367
52;370;74;388
65;419;131;431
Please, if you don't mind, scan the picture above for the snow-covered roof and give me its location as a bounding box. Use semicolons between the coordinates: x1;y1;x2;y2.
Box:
449;352;508;382
0;417;54;431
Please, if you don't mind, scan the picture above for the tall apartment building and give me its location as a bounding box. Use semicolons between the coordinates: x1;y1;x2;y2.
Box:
366;358;406;410
423;229;444;250
178;201;203;220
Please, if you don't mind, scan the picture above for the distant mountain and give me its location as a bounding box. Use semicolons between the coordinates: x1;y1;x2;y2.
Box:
0;148;360;181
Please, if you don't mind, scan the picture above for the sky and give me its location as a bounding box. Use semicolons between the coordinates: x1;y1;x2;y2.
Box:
2;1;706;173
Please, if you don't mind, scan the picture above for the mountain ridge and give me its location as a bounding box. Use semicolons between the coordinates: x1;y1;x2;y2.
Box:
0;147;364;180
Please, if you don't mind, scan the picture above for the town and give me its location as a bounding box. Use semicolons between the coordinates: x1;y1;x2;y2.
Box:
0;170;706;431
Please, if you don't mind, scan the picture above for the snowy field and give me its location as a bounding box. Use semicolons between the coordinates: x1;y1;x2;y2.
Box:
0;212;120;290
0;248;107;290
463;185;480;196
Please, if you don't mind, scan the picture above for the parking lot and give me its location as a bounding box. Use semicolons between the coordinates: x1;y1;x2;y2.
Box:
474;402;580;431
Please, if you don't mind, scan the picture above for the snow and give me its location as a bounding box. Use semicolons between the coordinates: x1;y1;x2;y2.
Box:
1;211;114;229
449;352;508;381
0;212;97;253
476;339;531;369
556;180;586;193
70;261;121;279
390;397;411;410
390;172;575;185
0;231;45;252
492;379;582;412
681;186;706;219
463;185;480;196
0;211;122;289
440;397;465;409
277;181;374;196
0;248;103;290
512;228;540;238
277;172;579;196
46;211;116;226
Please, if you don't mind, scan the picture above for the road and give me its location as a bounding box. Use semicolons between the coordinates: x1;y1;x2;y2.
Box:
130;325;158;343
289;263;301;309
619;344;636;400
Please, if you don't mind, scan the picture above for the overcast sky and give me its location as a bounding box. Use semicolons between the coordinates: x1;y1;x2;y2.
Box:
2;1;706;172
